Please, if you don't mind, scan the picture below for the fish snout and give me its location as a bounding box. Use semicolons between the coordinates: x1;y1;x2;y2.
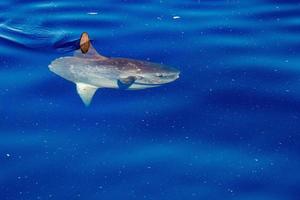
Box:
168;67;180;81
157;68;180;84
174;69;180;79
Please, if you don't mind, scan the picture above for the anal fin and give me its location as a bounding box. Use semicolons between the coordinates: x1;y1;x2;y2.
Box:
76;82;98;106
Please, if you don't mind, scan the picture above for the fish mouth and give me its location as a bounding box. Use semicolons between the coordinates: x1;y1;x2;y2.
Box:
134;82;162;86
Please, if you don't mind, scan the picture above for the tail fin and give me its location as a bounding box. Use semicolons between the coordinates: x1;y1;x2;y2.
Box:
80;32;91;54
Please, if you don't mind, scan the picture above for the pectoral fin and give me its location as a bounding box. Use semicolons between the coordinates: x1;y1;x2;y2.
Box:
117;76;136;90
76;82;98;106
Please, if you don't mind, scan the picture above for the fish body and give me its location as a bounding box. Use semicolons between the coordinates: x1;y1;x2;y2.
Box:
49;33;180;106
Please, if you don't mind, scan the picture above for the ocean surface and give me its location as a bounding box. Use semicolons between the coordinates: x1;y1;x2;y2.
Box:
1;0;300;199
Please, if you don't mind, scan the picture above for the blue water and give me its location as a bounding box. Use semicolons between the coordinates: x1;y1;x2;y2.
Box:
1;0;300;199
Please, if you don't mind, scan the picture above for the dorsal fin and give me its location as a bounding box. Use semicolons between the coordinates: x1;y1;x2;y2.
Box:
74;32;107;60
80;32;90;54
74;44;107;60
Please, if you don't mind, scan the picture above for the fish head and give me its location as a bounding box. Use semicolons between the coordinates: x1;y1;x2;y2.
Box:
132;61;180;87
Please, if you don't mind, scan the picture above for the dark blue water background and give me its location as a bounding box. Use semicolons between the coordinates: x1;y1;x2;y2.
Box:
1;0;300;199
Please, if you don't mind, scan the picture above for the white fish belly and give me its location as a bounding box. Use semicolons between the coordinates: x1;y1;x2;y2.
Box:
128;83;161;90
91;77;118;88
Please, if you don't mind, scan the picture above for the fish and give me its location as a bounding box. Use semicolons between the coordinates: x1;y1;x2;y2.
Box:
49;32;180;106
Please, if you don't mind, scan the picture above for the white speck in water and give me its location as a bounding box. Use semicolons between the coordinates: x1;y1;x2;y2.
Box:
6;153;10;157
173;16;181;19
87;12;98;15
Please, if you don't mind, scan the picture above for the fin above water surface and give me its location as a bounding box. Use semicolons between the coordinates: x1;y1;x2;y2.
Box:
80;32;90;54
76;82;98;106
74;44;107;60
74;32;107;60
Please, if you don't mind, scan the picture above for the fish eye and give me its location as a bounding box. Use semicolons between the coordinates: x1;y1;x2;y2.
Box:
155;73;163;77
